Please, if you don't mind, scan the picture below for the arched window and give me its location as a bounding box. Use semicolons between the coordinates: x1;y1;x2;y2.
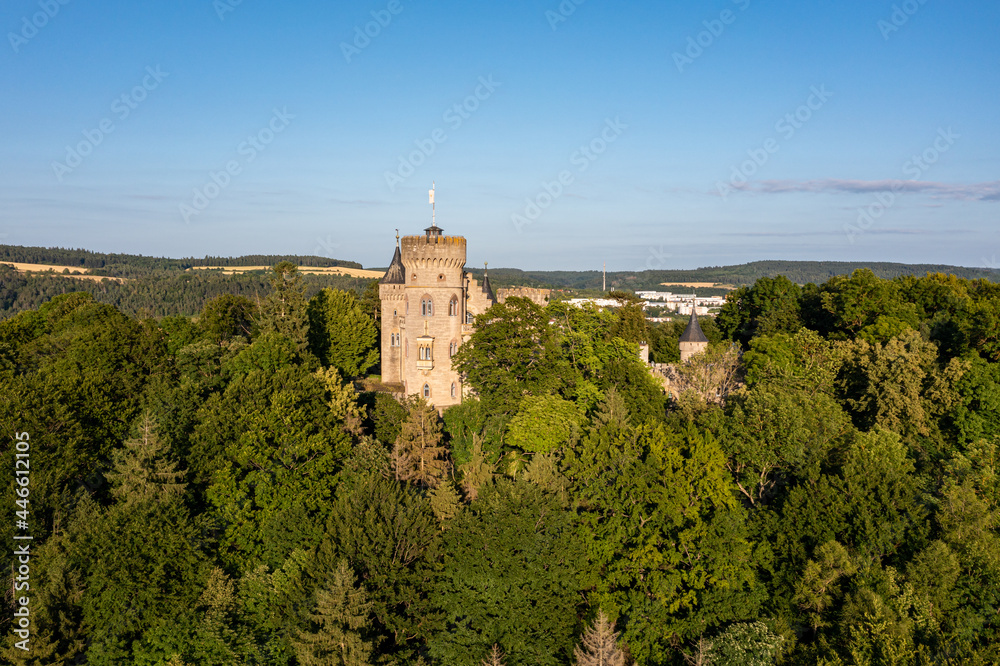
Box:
393;309;397;317
449;341;458;357
466;311;474;325
421;297;433;316
450;382;456;398
423;384;431;398
449;297;459;316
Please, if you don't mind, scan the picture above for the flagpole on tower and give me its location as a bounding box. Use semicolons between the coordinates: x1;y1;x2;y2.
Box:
429;181;436;227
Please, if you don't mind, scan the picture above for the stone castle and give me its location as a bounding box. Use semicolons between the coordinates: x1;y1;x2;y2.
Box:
378;224;703;408
378;225;497;408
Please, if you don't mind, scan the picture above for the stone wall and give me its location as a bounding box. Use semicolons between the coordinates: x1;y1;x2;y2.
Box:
496;286;551;306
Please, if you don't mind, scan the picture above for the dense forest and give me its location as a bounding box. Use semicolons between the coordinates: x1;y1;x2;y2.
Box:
0;264;374;321
0;245;362;275
2;262;1000;665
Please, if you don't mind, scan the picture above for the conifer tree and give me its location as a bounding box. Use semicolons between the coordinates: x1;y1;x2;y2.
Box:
574;610;627;666
106;412;186;507
292;561;374;666
307;287;379;376
428;481;463;524
393;398;449;488
458;435;495;501
259;261;309;352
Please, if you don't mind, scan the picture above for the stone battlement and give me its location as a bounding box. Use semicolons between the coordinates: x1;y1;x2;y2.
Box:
496;287;551;306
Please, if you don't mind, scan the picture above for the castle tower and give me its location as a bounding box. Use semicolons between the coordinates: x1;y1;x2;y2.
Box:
379;225;494;408
679;307;709;362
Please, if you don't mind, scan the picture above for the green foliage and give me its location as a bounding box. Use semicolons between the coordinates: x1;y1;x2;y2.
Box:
506;394;582;454
259;262;310;352
199;293;257;344
198;346;349;571
707;621;784;666
608;290;649;343
321;473;437;658
307;288;379;377
429;479;586;666
291;561;375;666
393;397;449;488
371;392;408;446
453;297;571;414
723;387;852;504
717;276;802;346
565;423;763;664
106;413;186;507
3;263;1000;665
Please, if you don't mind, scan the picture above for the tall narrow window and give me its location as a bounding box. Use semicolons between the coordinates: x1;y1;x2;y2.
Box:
423;384;430;398
450;383;456;398
422;297;433;316
449;297;459;316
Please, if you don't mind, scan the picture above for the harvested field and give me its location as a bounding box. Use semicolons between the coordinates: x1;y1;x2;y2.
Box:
190;265;384;278
3;262;126;283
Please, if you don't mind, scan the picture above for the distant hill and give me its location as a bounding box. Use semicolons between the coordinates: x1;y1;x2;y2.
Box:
0;245;361;279
471;261;1000;292
3;243;998;319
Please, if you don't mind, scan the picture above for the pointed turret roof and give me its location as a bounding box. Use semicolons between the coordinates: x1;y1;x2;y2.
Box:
381;243;405;285
481;264;496;303
680;309;708;343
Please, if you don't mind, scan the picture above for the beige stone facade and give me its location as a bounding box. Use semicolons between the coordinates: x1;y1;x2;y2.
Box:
496;286;551;306
378;226;495;409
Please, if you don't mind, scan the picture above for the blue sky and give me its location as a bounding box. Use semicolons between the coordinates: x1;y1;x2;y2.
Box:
1;0;998;271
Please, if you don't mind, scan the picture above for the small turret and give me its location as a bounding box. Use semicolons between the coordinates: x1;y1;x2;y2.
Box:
381;240;406;284
679;306;708;362
480;262;496;303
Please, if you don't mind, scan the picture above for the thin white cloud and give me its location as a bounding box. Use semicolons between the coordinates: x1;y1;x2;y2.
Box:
723;179;1000;201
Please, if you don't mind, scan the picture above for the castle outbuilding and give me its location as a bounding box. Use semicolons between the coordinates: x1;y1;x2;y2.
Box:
378;225;495;408
679;309;709;362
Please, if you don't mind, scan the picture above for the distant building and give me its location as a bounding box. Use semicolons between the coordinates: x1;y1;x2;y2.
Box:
378;225;494;408
565;298;620;308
